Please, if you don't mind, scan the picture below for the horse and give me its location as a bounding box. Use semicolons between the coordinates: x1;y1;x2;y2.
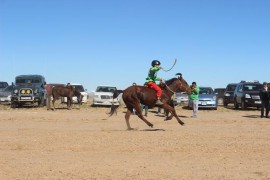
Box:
50;86;83;110
108;73;192;130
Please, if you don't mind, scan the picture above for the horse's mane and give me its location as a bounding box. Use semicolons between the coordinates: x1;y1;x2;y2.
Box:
165;78;177;86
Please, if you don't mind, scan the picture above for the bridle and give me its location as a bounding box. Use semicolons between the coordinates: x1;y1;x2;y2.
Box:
162;77;188;94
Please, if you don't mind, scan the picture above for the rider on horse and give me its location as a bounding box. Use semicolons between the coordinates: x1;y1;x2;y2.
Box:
145;60;163;105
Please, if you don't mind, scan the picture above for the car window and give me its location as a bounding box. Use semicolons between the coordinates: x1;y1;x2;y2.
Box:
226;85;236;91
199;88;213;95
74;85;84;92
243;84;263;91
96;86;117;92
0;82;8;88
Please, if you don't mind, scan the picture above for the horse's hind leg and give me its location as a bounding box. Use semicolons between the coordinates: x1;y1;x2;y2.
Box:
133;104;153;128
125;108;133;130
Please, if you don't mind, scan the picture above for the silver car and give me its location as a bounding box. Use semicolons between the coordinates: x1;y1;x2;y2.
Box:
189;87;217;110
0;85;13;103
173;92;188;105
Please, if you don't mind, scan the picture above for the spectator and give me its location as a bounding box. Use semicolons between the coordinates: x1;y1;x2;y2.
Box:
141;83;149;116
189;82;200;118
140;104;148;116
259;82;269;118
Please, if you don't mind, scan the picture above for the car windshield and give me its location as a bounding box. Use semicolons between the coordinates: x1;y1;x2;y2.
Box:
226;85;236;91
96;86;117;92
16;78;41;84
199;88;213;95
74;85;84;92
243;84;263;91
0;82;8;88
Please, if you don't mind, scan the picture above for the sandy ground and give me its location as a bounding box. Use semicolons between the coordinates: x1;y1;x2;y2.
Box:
0;101;270;180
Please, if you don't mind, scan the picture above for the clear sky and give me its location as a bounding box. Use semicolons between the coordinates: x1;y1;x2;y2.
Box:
1;0;269;91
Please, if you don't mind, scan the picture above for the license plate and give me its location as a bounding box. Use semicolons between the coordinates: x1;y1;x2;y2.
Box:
255;101;261;104
20;97;32;100
201;102;207;105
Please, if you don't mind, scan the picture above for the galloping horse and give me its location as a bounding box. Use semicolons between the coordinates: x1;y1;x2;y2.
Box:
50;86;83;110
108;73;192;130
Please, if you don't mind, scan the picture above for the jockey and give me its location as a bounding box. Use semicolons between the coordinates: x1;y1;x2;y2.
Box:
145;60;163;105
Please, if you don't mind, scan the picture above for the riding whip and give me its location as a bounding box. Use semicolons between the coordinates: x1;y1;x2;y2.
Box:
162;58;177;72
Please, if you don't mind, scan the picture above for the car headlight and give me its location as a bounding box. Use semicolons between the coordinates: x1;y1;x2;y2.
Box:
94;95;99;98
213;96;217;100
245;94;251;98
225;93;230;96
14;89;18;94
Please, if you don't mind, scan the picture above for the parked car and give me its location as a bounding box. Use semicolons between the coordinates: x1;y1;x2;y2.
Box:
223;83;238;107
92;85;120;106
61;83;88;103
214;88;225;105
10;75;47;108
0;81;8;91
233;81;263;110
188;87;217;110
173;91;188;105
0;85;13;103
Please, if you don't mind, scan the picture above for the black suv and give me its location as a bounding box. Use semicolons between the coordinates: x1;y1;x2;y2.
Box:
223;83;238;107
214;88;225;105
233;81;263;110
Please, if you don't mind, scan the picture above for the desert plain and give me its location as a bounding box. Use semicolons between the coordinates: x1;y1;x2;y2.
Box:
0;101;270;180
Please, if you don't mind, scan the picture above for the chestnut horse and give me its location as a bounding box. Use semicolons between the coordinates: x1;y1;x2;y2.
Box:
108;73;191;130
50;86;83;110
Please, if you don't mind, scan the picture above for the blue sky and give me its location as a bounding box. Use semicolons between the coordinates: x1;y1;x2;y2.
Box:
1;0;269;91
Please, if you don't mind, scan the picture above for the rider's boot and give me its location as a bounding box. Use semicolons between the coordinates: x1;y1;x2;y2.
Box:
156;98;163;105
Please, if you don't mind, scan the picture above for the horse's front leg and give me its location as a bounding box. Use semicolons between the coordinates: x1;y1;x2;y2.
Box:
52;97;56;111
164;110;174;121
162;104;184;126
67;97;72;110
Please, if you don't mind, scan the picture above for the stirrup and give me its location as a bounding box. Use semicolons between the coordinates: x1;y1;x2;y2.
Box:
156;99;163;105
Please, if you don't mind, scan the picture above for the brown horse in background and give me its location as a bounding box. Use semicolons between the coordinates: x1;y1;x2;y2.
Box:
50;86;83;110
108;73;192;130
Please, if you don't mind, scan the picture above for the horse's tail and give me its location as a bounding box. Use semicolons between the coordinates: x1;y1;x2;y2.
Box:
107;90;124;116
112;90;124;99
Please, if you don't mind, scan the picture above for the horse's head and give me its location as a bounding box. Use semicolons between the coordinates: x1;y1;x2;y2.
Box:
163;73;192;94
175;73;192;94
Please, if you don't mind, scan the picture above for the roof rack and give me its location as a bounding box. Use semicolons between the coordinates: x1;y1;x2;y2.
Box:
240;80;260;83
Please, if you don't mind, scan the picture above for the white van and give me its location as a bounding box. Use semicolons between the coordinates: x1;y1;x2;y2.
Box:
61;83;88;103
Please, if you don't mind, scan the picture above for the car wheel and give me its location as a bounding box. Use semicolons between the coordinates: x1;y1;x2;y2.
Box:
241;101;246;110
217;98;223;105
234;100;239;109
38;95;45;107
10;101;17;108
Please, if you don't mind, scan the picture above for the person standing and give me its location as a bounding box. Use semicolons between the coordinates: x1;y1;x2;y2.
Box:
189;82;200;118
259;82;269;118
145;60;163;105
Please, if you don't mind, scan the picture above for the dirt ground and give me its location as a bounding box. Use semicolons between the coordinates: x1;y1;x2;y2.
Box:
0;101;270;180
